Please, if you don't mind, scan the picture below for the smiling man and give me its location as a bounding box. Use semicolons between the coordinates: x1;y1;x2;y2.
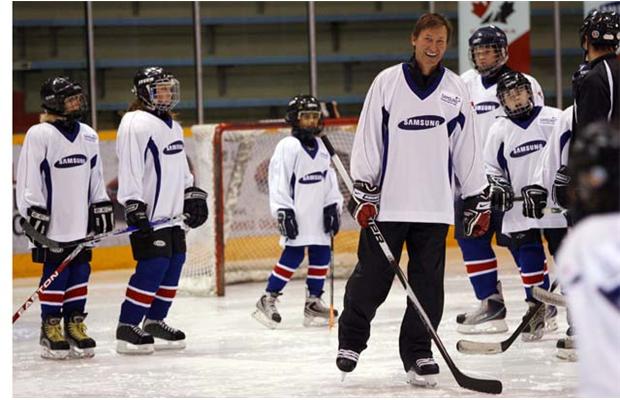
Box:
336;13;490;388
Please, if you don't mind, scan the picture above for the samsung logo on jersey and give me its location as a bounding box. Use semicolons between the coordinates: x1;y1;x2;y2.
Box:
398;115;445;131
475;102;500;114
54;154;88;168
163;140;184;155
298;170;327;184
509;140;546;158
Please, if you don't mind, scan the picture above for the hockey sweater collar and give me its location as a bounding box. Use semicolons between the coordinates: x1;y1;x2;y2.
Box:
403;58;445;100
49;120;80;143
508;106;542;130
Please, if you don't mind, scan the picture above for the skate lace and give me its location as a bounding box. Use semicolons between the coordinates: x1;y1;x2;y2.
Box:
156;321;177;334
415;358;436;367
44;321;65;342
264;294;280;314
337;349;359;362
132;325;150;338
67;321;89;340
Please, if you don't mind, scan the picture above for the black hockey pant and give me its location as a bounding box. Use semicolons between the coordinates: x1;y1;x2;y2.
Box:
338;221;449;372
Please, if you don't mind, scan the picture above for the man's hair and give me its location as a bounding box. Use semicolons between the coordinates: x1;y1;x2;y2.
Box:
412;13;453;44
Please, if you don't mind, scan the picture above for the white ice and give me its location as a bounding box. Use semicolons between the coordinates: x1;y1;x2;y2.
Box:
13;248;577;397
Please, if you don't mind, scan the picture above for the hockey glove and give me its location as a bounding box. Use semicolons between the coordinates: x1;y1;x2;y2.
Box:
26;206;50;246
323;203;341;235
124;200;151;233
184;186;209;228
521;184;548;219
552;166;571;209
277;208;298;240
462;193;491;237
347;180;380;229
88;201;114;234
487;175;514;212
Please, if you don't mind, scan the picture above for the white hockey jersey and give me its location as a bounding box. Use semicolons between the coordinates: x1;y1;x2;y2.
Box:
269;136;343;247
532;106;573;191
351;63;487;225
16;122;110;242
556;214;620;397
484;106;568;233
116;110;193;229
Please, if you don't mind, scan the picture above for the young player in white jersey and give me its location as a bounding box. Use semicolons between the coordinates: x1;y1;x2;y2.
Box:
336;14;490;387
16;76;114;359
555;121;619;396
115;67;208;354
455;25;546;334
484;71;568;341
252;95;343;329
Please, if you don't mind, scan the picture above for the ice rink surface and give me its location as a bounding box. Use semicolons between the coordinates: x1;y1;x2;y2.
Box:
13;248;577;397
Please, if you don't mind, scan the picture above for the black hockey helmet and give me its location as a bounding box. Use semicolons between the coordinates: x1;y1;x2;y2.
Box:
569;121;619;218
40;76;87;120
496;71;534;119
132;66;180;112
468;25;509;76
285;94;324;141
579;10;620;49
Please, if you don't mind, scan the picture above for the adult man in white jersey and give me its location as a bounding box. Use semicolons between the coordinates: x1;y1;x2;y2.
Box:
336;13;490;388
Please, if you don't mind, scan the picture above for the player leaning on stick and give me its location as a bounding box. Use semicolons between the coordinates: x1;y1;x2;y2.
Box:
252;95;343;329
484;71;568;341
336;13;490;387
16;76;114;359
456;25;546;334
115;67;208;354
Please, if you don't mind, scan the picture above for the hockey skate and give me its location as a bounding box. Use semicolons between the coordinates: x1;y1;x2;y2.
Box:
406;357;439;388
40;315;70;360
252;292;282;329
544;304;558;333
556;327;577;361
116;324;154;355
64;311;96;358
456;283;508;334
336;349;359;381
521;300;547;342
303;291;338;327
143;319;186;350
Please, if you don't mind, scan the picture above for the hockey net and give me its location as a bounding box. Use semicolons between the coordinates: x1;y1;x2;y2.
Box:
180;118;360;296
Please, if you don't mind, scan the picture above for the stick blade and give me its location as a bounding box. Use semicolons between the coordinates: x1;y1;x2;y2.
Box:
455;373;503;394
456;339;503;355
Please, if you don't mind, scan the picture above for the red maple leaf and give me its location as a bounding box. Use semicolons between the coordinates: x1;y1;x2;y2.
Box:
472;1;490;18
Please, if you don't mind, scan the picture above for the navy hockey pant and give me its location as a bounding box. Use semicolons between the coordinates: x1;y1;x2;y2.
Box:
266;245;331;296
39;261;91;321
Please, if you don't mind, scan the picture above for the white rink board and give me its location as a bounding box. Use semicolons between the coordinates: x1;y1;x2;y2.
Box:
13;249;577;397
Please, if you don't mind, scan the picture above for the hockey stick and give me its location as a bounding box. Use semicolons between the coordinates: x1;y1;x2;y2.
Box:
532;286;566;307
328;233;336;330
13;216;183;324
512;196;565;215
456;280;559;355
320;135;502;395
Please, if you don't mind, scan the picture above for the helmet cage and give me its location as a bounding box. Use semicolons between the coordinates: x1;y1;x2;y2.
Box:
134;76;180;112
469;43;508;76
498;83;534;118
41;80;88;120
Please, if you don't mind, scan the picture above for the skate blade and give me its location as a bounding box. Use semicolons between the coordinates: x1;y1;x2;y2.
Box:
406;371;438;388
251;309;279;329
556;348;577;362
456;319;508;334
544;317;558;333
154;339;186;351
40;347;69;360
69;346;95;359
340;372;348;382
303;315;332;327
116;340;154;355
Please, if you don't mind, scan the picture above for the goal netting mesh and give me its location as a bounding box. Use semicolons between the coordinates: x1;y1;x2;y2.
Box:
179;118;361;296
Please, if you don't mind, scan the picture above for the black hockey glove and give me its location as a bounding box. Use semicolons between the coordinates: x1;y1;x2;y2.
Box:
124;200;151;233
521;184;548;219
462;193;491;237
347;180;380;229
487;175;514;212
277;208;298;240
552;166;571;209
323;203;340;235
88;201;114;234
184;186;209;229
26;206;50;246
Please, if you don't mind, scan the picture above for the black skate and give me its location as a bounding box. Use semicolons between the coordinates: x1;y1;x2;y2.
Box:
556;326;577;361
456;282;508;334
143;319;186;350
304;291;338;327
64;311;96;358
406;357;439;388
521;300;547;342
336;349;359;381
252;292;282;329
116;324;154;355
40;315;70;360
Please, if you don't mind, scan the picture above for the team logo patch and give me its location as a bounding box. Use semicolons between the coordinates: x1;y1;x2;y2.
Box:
54;154;88;169
475;101;500;114
398;115;445;131
509;140;546;158
440;92;461;107
153;240;166;247
83;133;98;143
163;140;184;155
538;116;558;126
298;170;327;184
